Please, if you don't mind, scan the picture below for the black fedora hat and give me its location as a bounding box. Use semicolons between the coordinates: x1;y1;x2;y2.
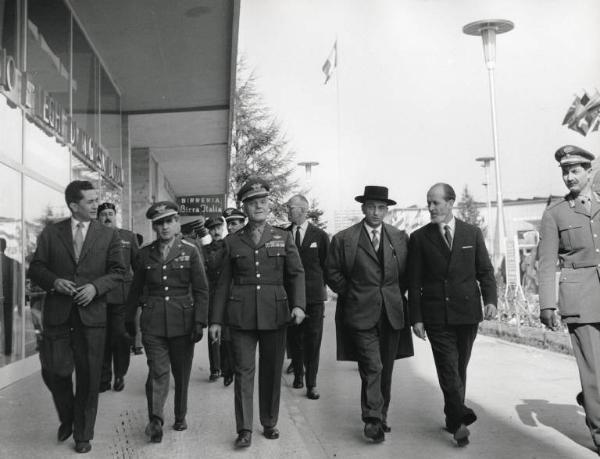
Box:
355;186;396;206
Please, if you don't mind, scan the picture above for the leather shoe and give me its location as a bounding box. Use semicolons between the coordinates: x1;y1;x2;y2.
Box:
263;426;280;439
382;422;391;433
57;422;73;442
99;382;111;393
74;441;91;453
364;419;385;443
133;346;143;355
306;387;320;400
293;375;304;389
235;430;252;448
113;377;125;392
173;418;187;431
145;417;163;443
209;370;221;382
286;362;294;374
453;423;470;447
223;374;233;387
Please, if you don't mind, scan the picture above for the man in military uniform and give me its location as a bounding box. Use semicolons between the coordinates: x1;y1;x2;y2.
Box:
538;145;600;452
97;202;139;393
209;178;306;448
203;217;227;382
223;207;246;234
126;201;209;443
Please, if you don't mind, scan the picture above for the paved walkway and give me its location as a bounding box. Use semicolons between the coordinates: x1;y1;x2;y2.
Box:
0;301;597;458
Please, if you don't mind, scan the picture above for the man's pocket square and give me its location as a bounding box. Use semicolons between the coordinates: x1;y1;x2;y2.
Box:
462;245;473;249
310;242;318;248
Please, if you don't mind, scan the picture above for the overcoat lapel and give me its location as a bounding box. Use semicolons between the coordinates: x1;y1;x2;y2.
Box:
343;223;362;275
424;223;451;259
78;220;100;263
57;219;76;263
448;220;468;272
358;224;380;264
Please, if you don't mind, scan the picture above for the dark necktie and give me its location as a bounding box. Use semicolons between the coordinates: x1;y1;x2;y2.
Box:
73;222;84;262
372;229;380;252
295;227;301;248
444;225;453;249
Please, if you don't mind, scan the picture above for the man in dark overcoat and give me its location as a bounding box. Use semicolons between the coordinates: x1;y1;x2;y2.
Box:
326;185;412;443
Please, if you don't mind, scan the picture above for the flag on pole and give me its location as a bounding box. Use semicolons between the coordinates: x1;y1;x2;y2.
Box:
322;41;337;84
563;89;600;136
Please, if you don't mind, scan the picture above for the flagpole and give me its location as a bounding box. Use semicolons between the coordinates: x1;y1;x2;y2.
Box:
335;37;342;216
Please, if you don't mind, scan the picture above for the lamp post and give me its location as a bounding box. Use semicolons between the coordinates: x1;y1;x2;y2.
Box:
463;19;514;269
298;161;319;197
476;156;495;256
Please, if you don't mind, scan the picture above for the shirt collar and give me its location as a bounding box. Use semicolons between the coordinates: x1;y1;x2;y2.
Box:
439;216;455;233
364;221;382;234
294;220;309;233
71;217;91;232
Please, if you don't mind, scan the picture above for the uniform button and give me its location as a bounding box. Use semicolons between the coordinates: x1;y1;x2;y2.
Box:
163;276;167;280
163;265;167;269
256;285;261;290
255;261;259;266
595;234;598;238
596;249;599;253
445;297;450;301
256;273;261;278
165;296;170;301
165;286;169;291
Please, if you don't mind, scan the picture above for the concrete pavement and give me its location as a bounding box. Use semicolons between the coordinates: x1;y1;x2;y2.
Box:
0;301;597;458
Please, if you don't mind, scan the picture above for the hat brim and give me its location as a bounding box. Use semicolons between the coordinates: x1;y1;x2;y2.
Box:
241;191;269;202
151;209;178;223
205;221;223;229
559;159;592;167
225;216;245;222
355;195;396;206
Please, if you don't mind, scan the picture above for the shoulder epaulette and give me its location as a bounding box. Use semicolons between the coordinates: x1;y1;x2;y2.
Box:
546;197;568;211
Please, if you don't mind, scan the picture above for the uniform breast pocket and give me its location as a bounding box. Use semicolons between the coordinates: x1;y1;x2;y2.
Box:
266;246;286;268
173;261;191;282
232;253;247;270
558;224;584;251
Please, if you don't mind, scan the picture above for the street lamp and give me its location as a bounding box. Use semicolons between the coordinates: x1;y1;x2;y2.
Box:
476;156;495;254
463;19;514;269
298;161;319;200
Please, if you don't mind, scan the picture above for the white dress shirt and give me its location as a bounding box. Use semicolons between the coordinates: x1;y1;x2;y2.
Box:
293;220;309;246
71;217;91;241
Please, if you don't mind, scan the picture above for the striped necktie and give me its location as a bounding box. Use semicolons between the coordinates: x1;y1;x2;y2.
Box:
74;222;84;262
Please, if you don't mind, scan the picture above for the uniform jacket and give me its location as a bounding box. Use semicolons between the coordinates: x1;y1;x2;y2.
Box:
28;218;125;327
106;228;139;305
203;239;227;294
538;193;600;323
211;223;306;330
408;219;496;325
286;222;329;304
126;236;209;337
326;220;413;361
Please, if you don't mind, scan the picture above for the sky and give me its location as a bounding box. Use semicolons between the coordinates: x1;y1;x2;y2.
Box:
238;0;600;226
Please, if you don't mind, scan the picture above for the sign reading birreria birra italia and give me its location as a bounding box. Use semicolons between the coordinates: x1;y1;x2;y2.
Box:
177;195;225;219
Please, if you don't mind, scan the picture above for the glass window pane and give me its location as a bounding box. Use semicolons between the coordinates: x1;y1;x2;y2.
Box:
24;177;69;359
100;68;121;166
72;22;98;143
26;0;70;110
71;153;100;186
0;93;22;162
23;118;70;185
0;0;19;64
0;163;22;367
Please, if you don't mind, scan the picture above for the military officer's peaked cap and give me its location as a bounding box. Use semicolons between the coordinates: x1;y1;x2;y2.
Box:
555;145;595;167
146;201;179;222
237;178;270;202
204;217;224;229
223;207;246;221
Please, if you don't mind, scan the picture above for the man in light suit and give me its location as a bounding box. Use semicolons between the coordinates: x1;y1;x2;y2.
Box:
326;185;413;443
28;180;125;454
538;145;600;452
285;194;330;399
408;182;496;447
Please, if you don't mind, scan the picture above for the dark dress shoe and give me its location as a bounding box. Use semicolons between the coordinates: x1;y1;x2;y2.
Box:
145;418;163;443
75;441;92;453
133;347;143;355
382;422;391;433
209;370;221;382
306;387;320;400
293;375;304;389
263;427;280;439
113;377;125;392
286;362;294;374
57;422;73;442
173;418;187;431
364;419;385;443
234;430;252;448
453;423;470;447
99;382;111;393
223;374;233;387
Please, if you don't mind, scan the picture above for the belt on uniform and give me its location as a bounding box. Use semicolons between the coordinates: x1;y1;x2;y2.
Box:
234;277;283;285
561;261;600;269
147;289;190;296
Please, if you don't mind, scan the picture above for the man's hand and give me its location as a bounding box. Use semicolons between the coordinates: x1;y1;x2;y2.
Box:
412;322;427;340
540;308;560;330
191;323;204;343
73;284;97;307
483;304;497;321
291;307;305;325
209;324;221;344
53;278;77;296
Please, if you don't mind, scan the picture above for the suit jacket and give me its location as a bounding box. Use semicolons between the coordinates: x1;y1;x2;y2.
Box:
286;222;329;304
538;193;600;323
106;228;139;305
28;218;125;327
211;223;305;330
126;236;209;337
326;220;413;361
408;219;496;325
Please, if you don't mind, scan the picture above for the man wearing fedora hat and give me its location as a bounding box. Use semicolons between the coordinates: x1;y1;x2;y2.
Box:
538;145;600;452
326;185;413;443
408;183;496;447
